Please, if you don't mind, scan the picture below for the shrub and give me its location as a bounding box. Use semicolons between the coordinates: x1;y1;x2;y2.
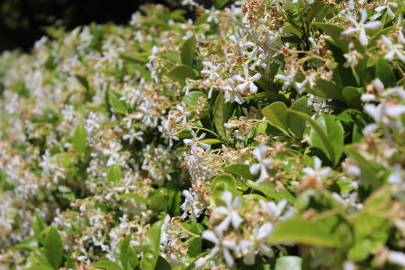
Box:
0;1;405;269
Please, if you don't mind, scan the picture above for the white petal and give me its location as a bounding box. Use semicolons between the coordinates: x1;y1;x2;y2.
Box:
250;163;261;175
364;21;381;30
249;82;258;93
202;230;219;244
388;251;405;267
359;28;368;46
231;212;243;228
341;28;358;36
223;248;235;266
251;73;262;81
216;215;231;233
256;223;273;239
215;206;229;216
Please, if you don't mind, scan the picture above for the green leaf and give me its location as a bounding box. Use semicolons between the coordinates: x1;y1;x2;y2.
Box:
268;217;339;247
200;138;223;145
44;227;64;269
187;238;202;257
212;174;236;196
213;0;229;8
119;236;130;270
107;164;122;182
288;110;337;164
108;91;128;115
309;114;344;165
376;58;396;87
141;219;164;270
181;35;196;66
72;123;88;155
275;256;302;270
93;259;123;270
246;180;295;204
182;91;207;107
262;101;289;134
167;65;198;83
287;96;309;138
32;212;46;244
224;163;256;180
213;91;234;139
342;86;362;106
312;22;350;52
344;145;386;190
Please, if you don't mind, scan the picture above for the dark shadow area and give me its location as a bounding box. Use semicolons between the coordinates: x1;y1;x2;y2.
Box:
0;0;173;52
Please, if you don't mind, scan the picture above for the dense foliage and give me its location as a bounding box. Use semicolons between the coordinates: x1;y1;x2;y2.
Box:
0;1;405;269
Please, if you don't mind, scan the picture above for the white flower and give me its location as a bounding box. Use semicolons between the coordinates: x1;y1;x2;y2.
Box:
387;250;405;267
180;189;205;219
259;199;292;221
214;191;243;233
375;1;398;20
232;66;261;94
250;144;271;182
388;164;403;185
223;79;244;104
303;156;332;184
294;73;317;93
361;78;384;102
363;102;405;134
381;35;405;63
183;130;210;152
201;61;221;81
199;230;237;266
332;192;363;210
275;73;295;90
341;9;381;46
239;223;274;265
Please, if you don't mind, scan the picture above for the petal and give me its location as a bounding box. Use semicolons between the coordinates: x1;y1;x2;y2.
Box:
223;248;235;266
250;163;261;175
251;73;262;81
215;206;229;216
341;28;358;36
202;230;219;244
216;215;231;233
364;21;381;30
359;29;368;46
231;212;243;228
249;82;258;93
256;223;273;239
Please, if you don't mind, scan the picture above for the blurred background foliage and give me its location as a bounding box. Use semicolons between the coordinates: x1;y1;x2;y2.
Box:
0;0;211;52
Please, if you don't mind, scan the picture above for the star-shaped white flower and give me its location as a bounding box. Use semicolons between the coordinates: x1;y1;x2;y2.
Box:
214;191;243;233
341;9;381;46
232;66;261;94
250;144;272;182
381;34;405;63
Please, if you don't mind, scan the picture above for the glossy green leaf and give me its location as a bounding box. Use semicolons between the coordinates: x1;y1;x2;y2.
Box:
224;163;256;180
268;217;339;247
287;96;309;138
181;35;196;66
107;164;121;182
309;114;344;165
73;123;88;155
44;227;64;269
93;259;123;270
108;91;128;115
32;212;46;244
140;219;164;270
376;58;396;87
213;91;234;139
262;101;289;134
167;65;198;83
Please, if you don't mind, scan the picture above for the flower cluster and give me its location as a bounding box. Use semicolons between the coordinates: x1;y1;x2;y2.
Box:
0;1;405;270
